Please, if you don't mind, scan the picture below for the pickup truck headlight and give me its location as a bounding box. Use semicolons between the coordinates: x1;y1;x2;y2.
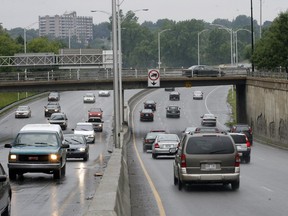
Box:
9;154;17;161
79;148;85;152
50;154;59;161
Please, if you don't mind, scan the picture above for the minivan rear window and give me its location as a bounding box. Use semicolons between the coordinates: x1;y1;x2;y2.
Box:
230;134;246;143
186;136;234;154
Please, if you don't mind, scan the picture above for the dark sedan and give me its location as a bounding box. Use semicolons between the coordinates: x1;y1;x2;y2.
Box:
140;109;154;121
144;100;156;111
64;134;89;161
166;105;181;118
44;103;61;117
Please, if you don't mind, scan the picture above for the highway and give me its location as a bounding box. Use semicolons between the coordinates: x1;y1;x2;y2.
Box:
128;86;288;216
0;90;138;216
0;86;287;216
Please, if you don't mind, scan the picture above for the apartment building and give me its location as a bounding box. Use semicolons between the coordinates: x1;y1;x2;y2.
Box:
39;11;93;44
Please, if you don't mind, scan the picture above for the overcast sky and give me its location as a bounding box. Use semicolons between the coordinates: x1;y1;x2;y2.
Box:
0;0;287;30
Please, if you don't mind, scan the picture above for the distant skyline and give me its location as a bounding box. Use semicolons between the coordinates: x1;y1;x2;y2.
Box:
1;0;287;30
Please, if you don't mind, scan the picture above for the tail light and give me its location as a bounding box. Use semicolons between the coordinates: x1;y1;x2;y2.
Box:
180;154;187;168
245;136;251;147
154;143;160;148
235;153;240;167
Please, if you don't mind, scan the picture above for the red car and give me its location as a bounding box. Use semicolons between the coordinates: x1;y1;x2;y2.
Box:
88;108;103;119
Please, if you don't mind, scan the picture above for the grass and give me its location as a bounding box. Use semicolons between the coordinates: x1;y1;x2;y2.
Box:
226;87;237;128
0;92;36;109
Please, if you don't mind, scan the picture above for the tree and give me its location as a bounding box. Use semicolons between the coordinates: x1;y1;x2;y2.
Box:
27;37;63;53
253;12;288;72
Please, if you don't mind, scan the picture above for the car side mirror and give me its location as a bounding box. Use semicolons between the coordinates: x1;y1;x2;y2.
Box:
4;144;12;148
61;144;70;148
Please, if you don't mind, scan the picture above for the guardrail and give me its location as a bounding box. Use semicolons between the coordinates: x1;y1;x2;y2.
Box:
0;68;250;82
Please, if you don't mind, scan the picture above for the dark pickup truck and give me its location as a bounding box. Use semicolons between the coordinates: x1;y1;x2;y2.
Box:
182;65;225;77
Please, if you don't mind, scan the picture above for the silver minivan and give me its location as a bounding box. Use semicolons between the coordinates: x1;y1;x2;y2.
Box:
173;133;240;191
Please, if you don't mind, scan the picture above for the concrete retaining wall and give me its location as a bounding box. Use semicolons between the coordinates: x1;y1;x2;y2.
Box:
246;77;288;149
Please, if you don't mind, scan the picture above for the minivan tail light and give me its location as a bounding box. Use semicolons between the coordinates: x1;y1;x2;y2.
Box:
154;143;160;148
235;153;240;167
181;154;187;168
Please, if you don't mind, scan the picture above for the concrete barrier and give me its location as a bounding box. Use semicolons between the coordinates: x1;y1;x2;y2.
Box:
84;88;156;216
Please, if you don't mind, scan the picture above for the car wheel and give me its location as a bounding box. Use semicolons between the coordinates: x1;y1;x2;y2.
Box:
178;178;183;191
2;194;11;216
61;164;66;176
83;154;89;161
143;145;146;152
231;180;240;191
245;155;251;163
152;153;157;159
9;170;17;180
174;173;178;185
53;169;61;179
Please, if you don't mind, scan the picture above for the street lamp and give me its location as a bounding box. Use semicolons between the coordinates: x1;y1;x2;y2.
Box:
24;21;38;53
210;23;233;66
250;0;255;72
197;29;209;65
158;29;171;70
259;0;262;38
234;29;252;66
68;27;77;49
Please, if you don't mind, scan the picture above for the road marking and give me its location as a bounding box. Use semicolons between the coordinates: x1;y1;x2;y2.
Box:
261;186;273;192
131;96;166;216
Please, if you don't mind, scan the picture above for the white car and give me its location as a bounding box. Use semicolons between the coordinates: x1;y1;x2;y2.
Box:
83;93;96;103
201;113;217;126
98;90;110;97
73;122;95;143
15;105;31;118
193;90;203;100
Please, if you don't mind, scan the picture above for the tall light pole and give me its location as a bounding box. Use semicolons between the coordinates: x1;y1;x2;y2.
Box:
234;29;252;66
117;6;148;129
259;0;262;38
210;23;233;66
251;0;255;72
24;21;38;53
197;29;209;65
158;29;170;70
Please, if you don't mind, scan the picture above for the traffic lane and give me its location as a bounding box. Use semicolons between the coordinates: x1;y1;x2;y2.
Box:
0;90;114;216
132;86;288;216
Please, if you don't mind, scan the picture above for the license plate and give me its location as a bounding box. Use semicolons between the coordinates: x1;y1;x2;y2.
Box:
202;164;217;170
28;156;38;161
164;144;172;148
237;146;247;151
169;148;177;153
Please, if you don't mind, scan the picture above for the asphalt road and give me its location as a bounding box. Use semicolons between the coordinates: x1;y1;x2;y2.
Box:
128;86;288;216
0;90;118;216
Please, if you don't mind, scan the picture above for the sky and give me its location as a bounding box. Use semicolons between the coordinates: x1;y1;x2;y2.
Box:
0;0;287;30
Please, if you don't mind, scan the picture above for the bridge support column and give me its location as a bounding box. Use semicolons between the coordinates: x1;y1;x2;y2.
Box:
236;84;247;123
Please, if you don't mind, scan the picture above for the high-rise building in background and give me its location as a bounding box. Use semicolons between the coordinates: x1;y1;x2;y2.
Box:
39;11;93;45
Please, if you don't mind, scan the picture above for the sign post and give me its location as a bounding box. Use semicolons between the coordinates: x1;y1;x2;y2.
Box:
148;69;160;87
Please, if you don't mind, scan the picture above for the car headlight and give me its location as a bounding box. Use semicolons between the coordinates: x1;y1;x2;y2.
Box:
50;154;59;161
9;154;17;161
55;109;59;112
45;109;48;111
79;148;86;152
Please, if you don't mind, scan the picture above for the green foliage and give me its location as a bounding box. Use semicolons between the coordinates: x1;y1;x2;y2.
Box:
226;87;237;127
27;37;62;53
0;92;36;109
0;32;21;55
253;12;288;71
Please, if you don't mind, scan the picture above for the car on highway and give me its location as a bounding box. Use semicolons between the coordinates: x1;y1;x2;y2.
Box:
164;87;175;91
143;130;166;152
4;124;69;180
0;162;11;216
87;117;104;132
182;65;224;77
201;113;217;126
44;102;61;117
173;132;240;191
48;112;68;130
64;134;89;161
229;133;251;163
48;92;60;101
151;133;180;159
98;90;110;97
166;105;181;118
144;100;156;111
140;109;154;122
193;90;204;100
73;122;95;143
88;107;103;119
15;105;31;118
169;91;180;101
83;92;96;103
230;124;253;145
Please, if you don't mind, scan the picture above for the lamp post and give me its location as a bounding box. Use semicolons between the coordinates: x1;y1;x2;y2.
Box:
250;0;255;72
68;27;78;49
234;29;252;66
197;29;209;65
158;29;171;70
24;21;38;53
210;23;233;66
259;0;262;38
